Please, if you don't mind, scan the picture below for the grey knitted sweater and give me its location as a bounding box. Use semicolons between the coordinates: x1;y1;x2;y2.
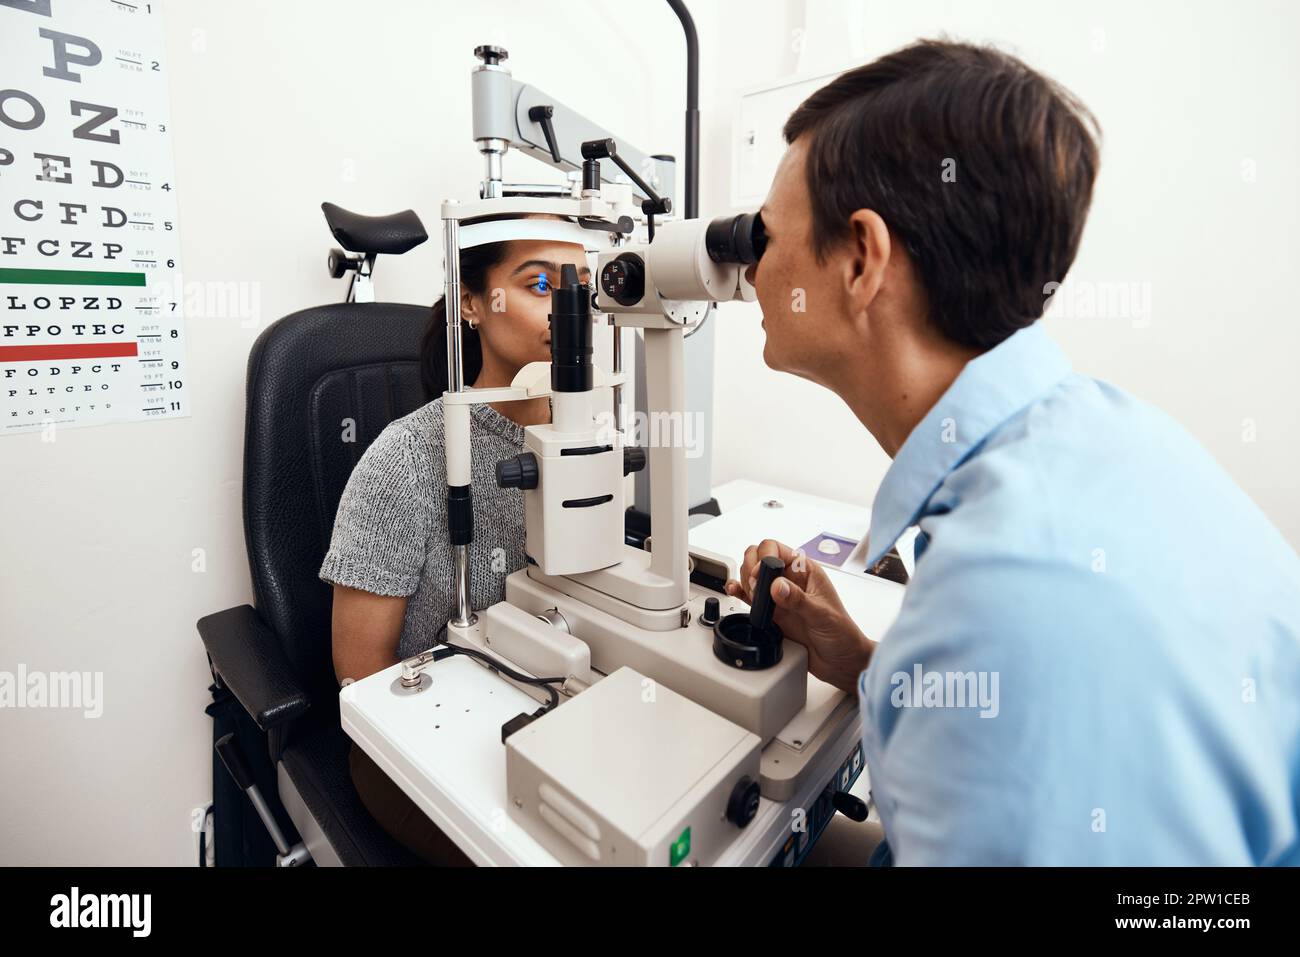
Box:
319;398;527;660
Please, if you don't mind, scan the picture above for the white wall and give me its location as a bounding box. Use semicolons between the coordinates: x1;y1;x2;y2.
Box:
2;0;1296;865
703;0;1300;549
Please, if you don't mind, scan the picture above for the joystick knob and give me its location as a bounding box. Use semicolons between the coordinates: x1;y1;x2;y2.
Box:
712;556;785;670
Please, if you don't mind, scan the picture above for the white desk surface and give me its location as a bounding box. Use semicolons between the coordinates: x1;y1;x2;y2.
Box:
701;479;910;642
341;479;904;865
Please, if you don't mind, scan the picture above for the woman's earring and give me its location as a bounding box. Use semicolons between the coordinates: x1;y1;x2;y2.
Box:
466;317;478;329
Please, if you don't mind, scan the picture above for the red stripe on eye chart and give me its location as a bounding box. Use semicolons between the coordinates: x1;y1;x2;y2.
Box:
0;342;141;362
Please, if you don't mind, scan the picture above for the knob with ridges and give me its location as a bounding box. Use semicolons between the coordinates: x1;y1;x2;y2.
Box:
496;452;538;490
699;596;720;627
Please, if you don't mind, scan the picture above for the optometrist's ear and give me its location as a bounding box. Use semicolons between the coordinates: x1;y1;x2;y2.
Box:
843;208;890;313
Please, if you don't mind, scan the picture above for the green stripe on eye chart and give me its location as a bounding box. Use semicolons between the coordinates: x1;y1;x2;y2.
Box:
0;267;148;287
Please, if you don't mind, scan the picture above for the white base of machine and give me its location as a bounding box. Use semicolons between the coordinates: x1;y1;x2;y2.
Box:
447;569;855;802
505;666;763;866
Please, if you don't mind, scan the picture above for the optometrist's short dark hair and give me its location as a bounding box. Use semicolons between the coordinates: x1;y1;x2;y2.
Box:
783;39;1101;350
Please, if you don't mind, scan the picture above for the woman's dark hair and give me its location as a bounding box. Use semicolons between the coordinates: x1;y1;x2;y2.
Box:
420;229;505;400
783;39;1101;350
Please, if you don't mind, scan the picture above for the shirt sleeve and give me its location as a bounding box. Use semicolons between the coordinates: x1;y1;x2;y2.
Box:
319;425;433;597
858;545;1170;865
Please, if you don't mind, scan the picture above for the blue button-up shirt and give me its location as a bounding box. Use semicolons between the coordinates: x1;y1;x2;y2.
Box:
858;322;1300;865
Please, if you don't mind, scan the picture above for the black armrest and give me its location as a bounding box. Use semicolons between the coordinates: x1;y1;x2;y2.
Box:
198;605;310;731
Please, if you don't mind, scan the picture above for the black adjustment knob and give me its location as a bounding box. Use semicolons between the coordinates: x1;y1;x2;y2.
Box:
832;790;869;822
623;445;646;476
327;247;351;279
600;254;645;307
726;776;761;828
474;44;508;66
699;596;720;627
496;452;538;490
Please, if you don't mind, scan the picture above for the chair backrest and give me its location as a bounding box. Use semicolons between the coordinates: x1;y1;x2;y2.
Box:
243;302;430;707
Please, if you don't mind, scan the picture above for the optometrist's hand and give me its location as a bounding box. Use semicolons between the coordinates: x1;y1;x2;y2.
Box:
725;539;875;694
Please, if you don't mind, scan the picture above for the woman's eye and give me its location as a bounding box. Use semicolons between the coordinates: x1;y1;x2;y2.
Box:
526;270;587;294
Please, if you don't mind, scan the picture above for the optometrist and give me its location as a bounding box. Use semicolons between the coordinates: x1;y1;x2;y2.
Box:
726;40;1300;866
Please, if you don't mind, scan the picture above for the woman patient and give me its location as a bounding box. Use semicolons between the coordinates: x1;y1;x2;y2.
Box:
319;216;590;864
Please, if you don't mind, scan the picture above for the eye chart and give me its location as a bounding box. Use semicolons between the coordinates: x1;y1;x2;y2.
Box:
1;0;187;435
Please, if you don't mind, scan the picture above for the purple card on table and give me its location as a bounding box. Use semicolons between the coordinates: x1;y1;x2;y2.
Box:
797;532;859;568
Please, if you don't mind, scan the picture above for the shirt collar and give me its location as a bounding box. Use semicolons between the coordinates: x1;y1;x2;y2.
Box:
865;322;1073;567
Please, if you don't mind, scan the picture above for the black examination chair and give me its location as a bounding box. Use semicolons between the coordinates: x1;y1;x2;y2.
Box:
198;204;431;866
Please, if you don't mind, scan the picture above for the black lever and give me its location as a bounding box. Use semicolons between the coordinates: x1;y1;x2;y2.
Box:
214;732;302;862
576;215;634;235
215;732;254;791
580;138;671;239
528;105;563;164
832;790;870;822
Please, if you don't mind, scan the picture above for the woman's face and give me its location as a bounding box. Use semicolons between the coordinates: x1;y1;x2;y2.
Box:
464;239;591;375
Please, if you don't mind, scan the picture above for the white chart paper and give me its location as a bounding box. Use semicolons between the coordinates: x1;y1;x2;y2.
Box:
1;0;188;435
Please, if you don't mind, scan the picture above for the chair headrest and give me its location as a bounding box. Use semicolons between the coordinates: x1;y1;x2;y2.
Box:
321;202;428;256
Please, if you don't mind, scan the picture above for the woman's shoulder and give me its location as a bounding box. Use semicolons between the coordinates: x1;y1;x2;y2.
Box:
390;396;448;445
356;398;446;475
365;396;524;468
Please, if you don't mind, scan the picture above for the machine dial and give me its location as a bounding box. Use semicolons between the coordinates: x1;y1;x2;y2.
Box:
496;452;539;490
600;253;646;307
726;776;761;828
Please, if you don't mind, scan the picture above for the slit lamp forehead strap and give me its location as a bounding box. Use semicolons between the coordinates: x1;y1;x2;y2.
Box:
456;218;605;253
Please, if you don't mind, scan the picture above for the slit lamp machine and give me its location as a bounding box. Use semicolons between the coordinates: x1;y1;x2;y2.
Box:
351;41;864;867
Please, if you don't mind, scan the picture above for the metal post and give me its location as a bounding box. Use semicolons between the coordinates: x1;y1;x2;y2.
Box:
451;548;474;627
443;209;475;627
444;212;464;392
611;315;624;434
481;139;506;199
